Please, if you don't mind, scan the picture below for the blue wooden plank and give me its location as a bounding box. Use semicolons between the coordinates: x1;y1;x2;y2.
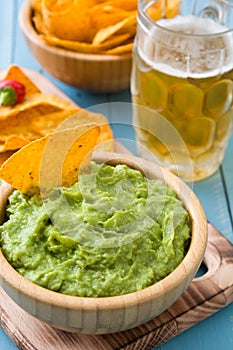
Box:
222;135;233;232
107;91;136;153
13;0;41;70
41;71;110;107
192;136;233;242
0;328;17;349
192;170;232;241
0;0;14;69
157;303;233;350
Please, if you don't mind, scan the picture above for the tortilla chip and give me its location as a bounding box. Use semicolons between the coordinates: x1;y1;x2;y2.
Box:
165;0;181;18
32;11;49;35
105;42;134;55
30;109;114;152
0;90;79;151
0;105;78;154
40;32;131;53
146;0;181;21
31;0;42;13
102;0;137;11
0;64;114;164
0;124;101;197
71;110;114;151
0;135;30;152
0;107;67;143
33;1;136;56
89;4;136;32
0;151;15;167
3;65;41;96
30;109;81;136
30;109;113;142
44;109;114;151
43;0;78;12
92;14;136;45
41;0;98;42
0;92;77;119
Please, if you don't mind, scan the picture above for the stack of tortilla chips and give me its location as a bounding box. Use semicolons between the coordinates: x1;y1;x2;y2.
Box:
0;65;114;167
32;0;138;55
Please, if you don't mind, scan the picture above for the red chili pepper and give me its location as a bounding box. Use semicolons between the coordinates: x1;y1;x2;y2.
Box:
0;79;26;106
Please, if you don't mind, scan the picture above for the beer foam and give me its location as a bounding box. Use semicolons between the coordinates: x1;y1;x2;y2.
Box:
138;15;233;79
157;15;228;35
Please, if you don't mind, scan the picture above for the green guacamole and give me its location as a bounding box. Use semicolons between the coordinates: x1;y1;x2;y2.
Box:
0;162;191;297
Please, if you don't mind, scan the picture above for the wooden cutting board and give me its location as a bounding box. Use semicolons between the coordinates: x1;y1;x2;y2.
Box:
0;69;233;349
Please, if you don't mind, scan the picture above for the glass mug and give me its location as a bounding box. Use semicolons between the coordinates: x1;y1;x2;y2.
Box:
131;0;233;182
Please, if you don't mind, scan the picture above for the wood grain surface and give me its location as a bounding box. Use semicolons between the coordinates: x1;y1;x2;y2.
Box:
0;223;232;350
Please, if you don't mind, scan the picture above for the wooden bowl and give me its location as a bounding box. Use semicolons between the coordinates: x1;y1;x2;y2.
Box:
19;0;132;93
0;152;207;334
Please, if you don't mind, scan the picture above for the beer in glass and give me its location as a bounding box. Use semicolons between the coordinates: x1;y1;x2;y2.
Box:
131;0;233;181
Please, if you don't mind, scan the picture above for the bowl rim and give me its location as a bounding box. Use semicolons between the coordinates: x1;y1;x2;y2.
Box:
19;0;133;62
0;152;208;311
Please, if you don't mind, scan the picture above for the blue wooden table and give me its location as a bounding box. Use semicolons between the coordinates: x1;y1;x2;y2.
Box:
0;1;232;349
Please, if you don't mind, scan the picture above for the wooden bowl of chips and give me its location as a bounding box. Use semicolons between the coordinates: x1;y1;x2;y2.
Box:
19;0;135;93
0;147;208;334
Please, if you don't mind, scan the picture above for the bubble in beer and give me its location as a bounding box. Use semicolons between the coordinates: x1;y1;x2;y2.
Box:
141;72;168;111
183;117;215;156
203;80;233;118
168;84;203;119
